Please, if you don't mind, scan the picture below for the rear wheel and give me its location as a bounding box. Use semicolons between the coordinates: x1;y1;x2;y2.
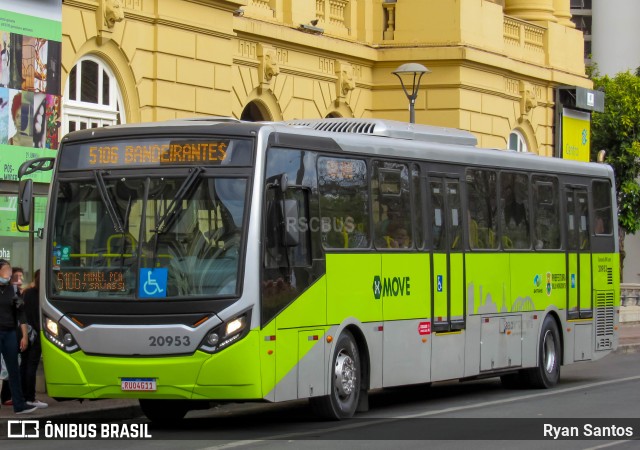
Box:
139;399;189;425
310;330;361;420
522;315;561;388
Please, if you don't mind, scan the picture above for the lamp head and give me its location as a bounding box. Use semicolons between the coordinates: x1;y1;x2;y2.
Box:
392;63;430;77
392;62;430;99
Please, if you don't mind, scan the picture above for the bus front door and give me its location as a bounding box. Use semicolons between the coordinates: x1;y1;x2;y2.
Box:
565;186;592;320
428;177;465;332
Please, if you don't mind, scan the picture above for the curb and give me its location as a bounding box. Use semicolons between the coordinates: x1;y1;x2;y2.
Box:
0;403;142;421
42;404;143;421
614;344;640;354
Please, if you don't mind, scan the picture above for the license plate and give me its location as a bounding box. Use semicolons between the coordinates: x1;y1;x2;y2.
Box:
121;378;156;391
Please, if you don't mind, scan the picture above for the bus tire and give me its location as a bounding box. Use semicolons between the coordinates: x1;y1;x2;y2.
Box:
139;399;189;425
523;315;561;389
310;330;361;420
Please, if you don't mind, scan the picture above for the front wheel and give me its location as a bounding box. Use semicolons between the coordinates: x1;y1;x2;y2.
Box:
522;315;562;389
139;399;189;425
310;330;361;420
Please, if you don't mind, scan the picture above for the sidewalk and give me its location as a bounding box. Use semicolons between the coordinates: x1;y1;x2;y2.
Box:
0;395;140;420
2;321;639;421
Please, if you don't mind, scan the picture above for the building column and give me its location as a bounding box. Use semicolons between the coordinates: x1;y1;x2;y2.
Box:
504;0;557;23
553;0;574;27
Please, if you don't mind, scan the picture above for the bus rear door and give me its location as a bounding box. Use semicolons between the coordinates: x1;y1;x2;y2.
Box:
565;186;592;320
428;175;466;379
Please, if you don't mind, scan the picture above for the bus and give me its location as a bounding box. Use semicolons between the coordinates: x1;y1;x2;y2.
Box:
16;117;619;423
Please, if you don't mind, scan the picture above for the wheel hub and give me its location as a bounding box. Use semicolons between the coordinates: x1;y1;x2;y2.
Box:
543;330;557;373
334;351;356;397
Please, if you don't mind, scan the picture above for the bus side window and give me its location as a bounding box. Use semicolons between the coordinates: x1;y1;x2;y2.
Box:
466;168;498;250
318;157;370;251
593;180;613;235
500;172;530;249
372;161;412;250
532;176;560;250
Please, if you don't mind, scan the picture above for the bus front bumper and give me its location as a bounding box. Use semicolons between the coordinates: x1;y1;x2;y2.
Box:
41;330;263;400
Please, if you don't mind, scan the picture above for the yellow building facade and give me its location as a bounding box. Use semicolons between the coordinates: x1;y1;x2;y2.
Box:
61;0;589;156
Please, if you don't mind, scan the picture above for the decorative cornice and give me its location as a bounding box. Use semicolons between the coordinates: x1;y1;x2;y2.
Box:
155;18;233;40
63;0;235;39
63;0;96;11
184;0;247;12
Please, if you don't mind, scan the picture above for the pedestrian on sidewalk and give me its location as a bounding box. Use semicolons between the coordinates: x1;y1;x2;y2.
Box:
0;259;37;414
20;269;47;409
1;265;24;406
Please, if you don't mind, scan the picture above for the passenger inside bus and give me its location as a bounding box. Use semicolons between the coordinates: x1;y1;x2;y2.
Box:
385;222;411;249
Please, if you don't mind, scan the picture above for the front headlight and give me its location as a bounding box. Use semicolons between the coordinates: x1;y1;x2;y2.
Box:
45;317;59;337
225;316;245;336
43;316;79;353
199;310;251;354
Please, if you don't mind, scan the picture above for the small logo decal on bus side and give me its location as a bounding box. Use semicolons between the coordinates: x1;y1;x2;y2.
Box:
373;276;382;300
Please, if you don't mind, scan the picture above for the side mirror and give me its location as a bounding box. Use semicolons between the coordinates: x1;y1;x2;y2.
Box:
281;199;299;247
279;173;288;192
17;178;33;228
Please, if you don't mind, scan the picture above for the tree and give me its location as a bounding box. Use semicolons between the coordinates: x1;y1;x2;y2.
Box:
590;69;640;278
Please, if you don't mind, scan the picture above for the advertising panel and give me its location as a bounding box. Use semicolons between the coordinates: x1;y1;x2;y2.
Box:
0;0;62;183
562;108;591;162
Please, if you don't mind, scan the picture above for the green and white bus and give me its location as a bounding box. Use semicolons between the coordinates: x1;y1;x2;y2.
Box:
17;118;619;422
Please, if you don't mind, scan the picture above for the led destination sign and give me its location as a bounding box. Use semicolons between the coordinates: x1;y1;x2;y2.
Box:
59;138;252;170
55;269;126;293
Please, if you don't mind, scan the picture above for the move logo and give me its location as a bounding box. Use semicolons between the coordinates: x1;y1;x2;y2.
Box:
372;275;411;299
373;276;382;299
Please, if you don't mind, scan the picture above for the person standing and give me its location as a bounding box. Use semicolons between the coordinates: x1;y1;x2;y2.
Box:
1;266;24;406
11;266;23;296
20;270;47;408
0;259;37;414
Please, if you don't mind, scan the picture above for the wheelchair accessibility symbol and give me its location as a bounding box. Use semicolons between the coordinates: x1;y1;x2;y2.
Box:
139;268;168;298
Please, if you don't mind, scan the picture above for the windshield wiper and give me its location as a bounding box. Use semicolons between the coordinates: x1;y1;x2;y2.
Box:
154;167;204;234
94;170;124;233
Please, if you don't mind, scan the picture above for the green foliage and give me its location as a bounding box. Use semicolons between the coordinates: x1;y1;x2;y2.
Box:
591;71;640;235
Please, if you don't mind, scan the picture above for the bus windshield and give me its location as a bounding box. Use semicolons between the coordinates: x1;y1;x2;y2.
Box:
50;173;247;300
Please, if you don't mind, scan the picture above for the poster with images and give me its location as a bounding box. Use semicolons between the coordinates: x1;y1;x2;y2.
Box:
0;0;62;184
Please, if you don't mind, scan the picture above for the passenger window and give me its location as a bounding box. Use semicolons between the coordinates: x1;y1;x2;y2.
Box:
466;169;498;249
532;176;560;250
372;161;412;249
500;172;530;249
318;157;370;249
593;180;613;235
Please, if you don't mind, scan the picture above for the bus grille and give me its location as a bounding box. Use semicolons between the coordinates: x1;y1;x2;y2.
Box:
292;120;377;135
594;291;614;350
606;268;613;285
283;118;478;146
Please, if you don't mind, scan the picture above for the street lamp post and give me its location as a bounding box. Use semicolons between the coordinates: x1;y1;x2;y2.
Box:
392;63;430;124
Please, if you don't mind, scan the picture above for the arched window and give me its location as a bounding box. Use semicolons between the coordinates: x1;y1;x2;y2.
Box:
508;129;528;152
63;56;125;135
241;100;271;121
